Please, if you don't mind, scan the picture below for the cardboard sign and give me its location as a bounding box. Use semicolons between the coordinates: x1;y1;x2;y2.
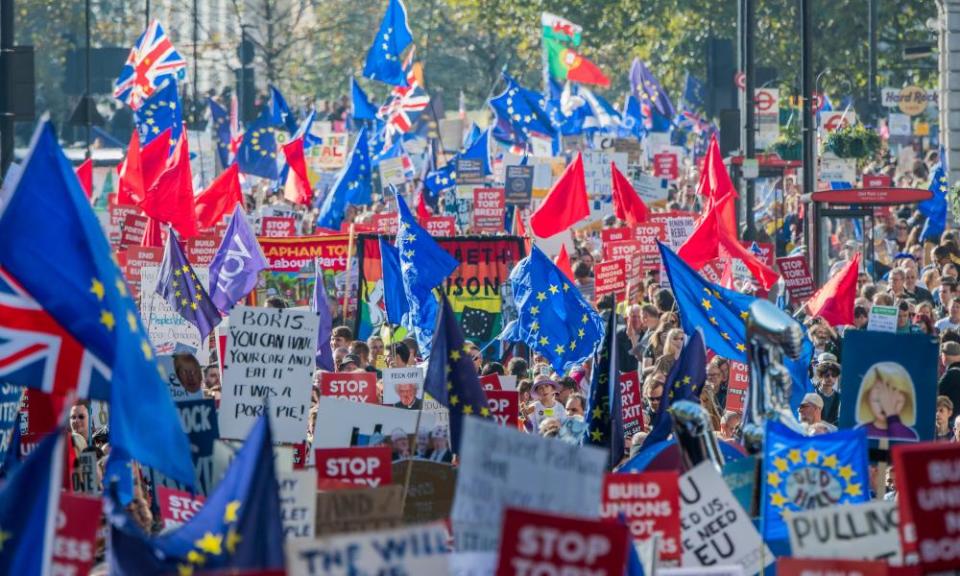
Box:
581;150;628;196
381;366;425;408
451;417;608;552
725;361;749;413
777;558;890;576
505;165;534;205
157;486;206;530
314;485;405;536
319;372;378;404
619;372;644;439
601;472;681;564
866;305;898;333
287;521;449;576
220;306;318;443
496;508;629;576
53;493;101;576
279;469;318;540
371;212;399;236
653;153;679;180
892;442;960;570
485;390;519;427
632;173;670;205
392;460;457;524
472;188;506;233
315;446;393;489
261;216;297;237
776;256;816;302
679;462;773;574
139;266;211;355
424;216;457;237
186;235;220;266
787;500;901;562
595;260;627;298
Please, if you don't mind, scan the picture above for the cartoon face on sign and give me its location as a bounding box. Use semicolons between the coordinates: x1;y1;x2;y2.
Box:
855;362;919;442
768;448;864;511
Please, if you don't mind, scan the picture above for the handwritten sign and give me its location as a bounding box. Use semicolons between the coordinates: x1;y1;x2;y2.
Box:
485;390;519;427
140;266;211;355
472;188;505;233
867;305;898;333
53;493;101;576
777;256;816;302
581;150;628;196
279;469;317;540
787;500;901;562
619;372;645;443
315;447;392;488
601;472;681;564
314;485;405;536
220;306;318;443
595;260;627;298
319;372;377;404
261;216;296;238
157;486;206;530
451;417;607;552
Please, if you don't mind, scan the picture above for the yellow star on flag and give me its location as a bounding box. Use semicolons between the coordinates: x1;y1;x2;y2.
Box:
821;454;838;468
127;311;139;332
788;449;801;464
141;340;154;360
736;343;746;352
770;492;787;508
530;305;540;315
450;350;461;361
773;457;788;472
582;314;589;324
480;407;490;417
721;332;730;340
701;299;712;310
740;311;750;320
578;328;585;338
804;448;820;465
591;429;603;441
90;278;105;301
554;344;565;354
767;472;782;488
450;395;459;406
569;340;576;350
709;317;719;326
536;292;547;301
539;336;549;346
186;550;205;565
225;528;242;554
100;310;115;331
0;528;11;551
838;465;856;481
549;284;559;294
844;483;863;497
223;500;241;523
462;405;473;415
194;533;223;555
115;279;128;296
177;564;194;576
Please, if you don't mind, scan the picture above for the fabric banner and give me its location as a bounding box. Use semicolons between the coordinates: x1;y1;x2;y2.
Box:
255;234;353;314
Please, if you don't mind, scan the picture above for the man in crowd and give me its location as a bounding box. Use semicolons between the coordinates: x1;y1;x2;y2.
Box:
815;357;841;426
798;393;837;434
938;341;960;420
936;396;954;441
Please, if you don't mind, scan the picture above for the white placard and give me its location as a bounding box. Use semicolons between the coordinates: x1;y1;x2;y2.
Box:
310;397;424;451
451;417;608;552
381;366;425;407
867;305;898;333
632;172;670;204
679;462;773;574
286;521;449;576
581;150;628;196
787;500;901;562
140;265;211;356
819;156;858;185
278;469;317;540
659;568;744;576
219;306;318;443
664;216;696;250
448;552;497;576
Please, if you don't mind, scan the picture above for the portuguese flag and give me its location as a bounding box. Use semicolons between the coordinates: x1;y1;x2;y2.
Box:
541;12;610;87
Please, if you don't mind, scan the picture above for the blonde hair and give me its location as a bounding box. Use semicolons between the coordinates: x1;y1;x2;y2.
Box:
856;362;917;426
663;328;686;358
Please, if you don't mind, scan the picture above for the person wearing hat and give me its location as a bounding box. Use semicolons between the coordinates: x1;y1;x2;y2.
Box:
938;341;960;421
798;393;837;434
390;428;412;461
815;357;841;426
427;427;453;463
337;354;363;373
527;375;567;432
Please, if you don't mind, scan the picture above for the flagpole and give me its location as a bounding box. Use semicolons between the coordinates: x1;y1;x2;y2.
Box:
341;222;356;325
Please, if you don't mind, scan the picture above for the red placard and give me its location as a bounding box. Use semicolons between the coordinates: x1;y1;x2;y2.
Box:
892;442;960;570
118;213;149;249
486;390;519;427
261;216;296;237
595;260;627;298
863;174;892;188
157;486;206;530
318;372;377;403
315;446;393;488
635;223;666;270
121;245;163;299
601;227;631;245
187;235;219;266
472;187;506;233
109;203;141;246
777;558;890;576
725;361;749;413
480;373;502;391
53;493;101;576
776;255;816;302
652;153;679;180
497;507;629;576
424;216;456;237
604;240;643;285
371;212;399;236
601;472;681;564
619;372;644;439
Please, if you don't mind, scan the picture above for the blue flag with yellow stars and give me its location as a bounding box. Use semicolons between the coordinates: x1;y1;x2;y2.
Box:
108;413;285;575
236;103;286;180
761;420;869;542
135;79;182;149
208;97;232;169
659;242;755;363
639;330;706;451
0;120;195;503
379;236;410;326
920;152;948;242
508;244;605;373
363;0;413;86
157;232;223;340
317;128;372;230
584;309;623;467
423;293;491;453
489;72;556;145
0;426;64;576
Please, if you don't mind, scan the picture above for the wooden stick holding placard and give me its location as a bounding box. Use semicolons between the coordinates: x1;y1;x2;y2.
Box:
340;222;356;323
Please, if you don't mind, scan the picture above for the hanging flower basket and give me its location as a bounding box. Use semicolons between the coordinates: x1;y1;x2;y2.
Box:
825;124;881;159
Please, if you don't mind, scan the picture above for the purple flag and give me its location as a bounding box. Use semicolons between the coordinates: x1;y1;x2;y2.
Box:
208;205;268;314
157;231;222;340
312;264;335;371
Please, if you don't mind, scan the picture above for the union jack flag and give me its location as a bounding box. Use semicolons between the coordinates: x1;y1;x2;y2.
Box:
0;267;110;399
377;48;430;146
113;19;187;110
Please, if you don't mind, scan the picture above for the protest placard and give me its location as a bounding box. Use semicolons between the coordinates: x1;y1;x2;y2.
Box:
725;361;749;413
867;305;898;333
619;372;644;439
150;398;219;495
121;245;163;298
582;150;628;196
287;521;449;576
311;397;421;451
479;373;501;391
653;152;679;180
892;442;960;570
382;366;425;408
371;212;398;236
787;500;901;562
140;266;211;355
261;216;296;237
632;173;670;205
496;507;629;576
777;558;890;576
635;223;666;270
776;255;816;302
319;372;378;404
601;227;632;245
721;455;756;515
220;306;318;443
307;132;348;169
186;235;219;266
53;493;101;576
505;165;533;205
595;259;627;298
279;469;317;540
452;417;607;552
658;568;744;576
109;203;141;246
314;485;406;536
378;156;408;190
601;472;681;564
157;486;206;531
424;216;457;237
0;384;21;456
71;451;100;494
679;462;773;574
392;460;458;523
118;213;148;249
485;390;518;427
604;240;643;285
472;188;506;233
315;446;393;488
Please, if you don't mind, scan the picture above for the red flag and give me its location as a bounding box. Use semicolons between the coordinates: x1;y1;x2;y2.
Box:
139;132;199;238
530;153;589;238
565;48;610;87
805;253;860;326
416;192;431;221
719;258;735;289
554;244;575;282
697;134;738;205
195;163;243;228
611;163;648;225
281;136;313;205
140;216;164;248
75;158;93;199
118;128;170;206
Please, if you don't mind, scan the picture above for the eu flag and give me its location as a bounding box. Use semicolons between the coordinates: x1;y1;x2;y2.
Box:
0;426;64;576
157;232;222;340
135;79;182;149
640;330;707;451
268;85;298;135
396;191;459;355
424;158;457;198
379;236;410;326
682;72;705;112
489;72;556;144
584;309;623;467
352;77;379;121
0;120;194;500
236;104;285;180
363;0;413;86
312;262;335;372
460;127;491;175
423;294;492;452
761;420;869;542
108;414;285;575
659;242;755;362
208;97;232;169
920;154;948;242
508;244;604;373
317;128;372;230
630;58;676;120
618;94;646;140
